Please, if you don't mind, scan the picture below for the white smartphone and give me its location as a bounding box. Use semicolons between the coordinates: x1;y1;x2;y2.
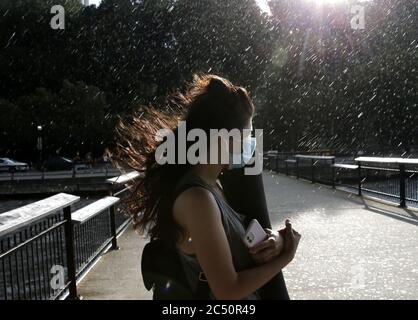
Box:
243;219;268;248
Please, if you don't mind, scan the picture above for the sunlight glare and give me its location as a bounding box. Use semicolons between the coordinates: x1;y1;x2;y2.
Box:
255;0;272;16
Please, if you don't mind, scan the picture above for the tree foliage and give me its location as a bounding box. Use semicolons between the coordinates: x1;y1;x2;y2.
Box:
0;0;417;160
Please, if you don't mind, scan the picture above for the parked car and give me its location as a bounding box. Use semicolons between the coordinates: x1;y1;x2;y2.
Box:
0;158;29;172
44;156;73;171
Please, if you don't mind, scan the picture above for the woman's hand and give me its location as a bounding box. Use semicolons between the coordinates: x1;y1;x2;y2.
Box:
249;219;301;265
249;228;284;265
280;219;301;264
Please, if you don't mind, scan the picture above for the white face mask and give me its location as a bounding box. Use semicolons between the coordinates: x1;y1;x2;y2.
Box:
228;135;257;170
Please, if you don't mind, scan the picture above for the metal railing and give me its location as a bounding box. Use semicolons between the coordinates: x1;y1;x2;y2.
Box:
0;167;121;182
0;171;138;300
266;154;418;208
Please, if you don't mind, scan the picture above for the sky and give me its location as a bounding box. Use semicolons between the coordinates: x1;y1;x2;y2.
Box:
255;0;272;15
87;0;102;6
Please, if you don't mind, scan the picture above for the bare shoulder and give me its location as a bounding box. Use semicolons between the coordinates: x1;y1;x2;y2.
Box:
173;187;220;225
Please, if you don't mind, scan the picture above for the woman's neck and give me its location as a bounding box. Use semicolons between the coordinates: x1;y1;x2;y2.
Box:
190;164;224;186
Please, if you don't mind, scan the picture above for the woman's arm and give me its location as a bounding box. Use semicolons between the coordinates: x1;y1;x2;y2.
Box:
173;187;300;300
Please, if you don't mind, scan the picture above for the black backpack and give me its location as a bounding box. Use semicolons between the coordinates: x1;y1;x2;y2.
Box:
141;239;210;299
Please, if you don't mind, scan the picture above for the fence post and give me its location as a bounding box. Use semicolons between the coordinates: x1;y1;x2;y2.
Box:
311;159;315;183
331;158;336;188
109;205;119;250
357;162;362;196
296;157;299;179
63;206;78;300
285;160;289;176
399;164;406;208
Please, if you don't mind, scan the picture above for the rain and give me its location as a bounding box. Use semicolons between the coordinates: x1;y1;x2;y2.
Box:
0;0;418;302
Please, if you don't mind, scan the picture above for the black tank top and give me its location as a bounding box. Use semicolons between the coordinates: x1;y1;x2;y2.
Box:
173;170;260;300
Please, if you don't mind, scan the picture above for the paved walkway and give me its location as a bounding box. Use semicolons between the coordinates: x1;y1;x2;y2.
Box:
265;172;418;299
77;224;152;299
78;172;418;299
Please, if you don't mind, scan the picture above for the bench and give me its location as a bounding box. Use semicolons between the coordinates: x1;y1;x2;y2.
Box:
355;157;418;165
332;163;359;170
294;155;335;160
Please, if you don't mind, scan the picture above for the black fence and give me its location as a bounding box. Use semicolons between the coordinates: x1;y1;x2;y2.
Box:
0;212;67;300
0;175;134;300
265;153;418;208
0;167;121;183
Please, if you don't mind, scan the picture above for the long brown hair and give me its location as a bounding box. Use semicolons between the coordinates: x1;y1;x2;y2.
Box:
115;74;255;246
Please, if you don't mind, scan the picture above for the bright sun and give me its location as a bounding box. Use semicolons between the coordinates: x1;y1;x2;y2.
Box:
255;0;272;15
255;0;350;15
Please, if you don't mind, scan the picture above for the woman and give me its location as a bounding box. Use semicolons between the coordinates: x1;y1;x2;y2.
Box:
116;74;301;300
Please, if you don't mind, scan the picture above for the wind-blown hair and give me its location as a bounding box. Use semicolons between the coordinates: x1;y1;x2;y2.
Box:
114;74;254;246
